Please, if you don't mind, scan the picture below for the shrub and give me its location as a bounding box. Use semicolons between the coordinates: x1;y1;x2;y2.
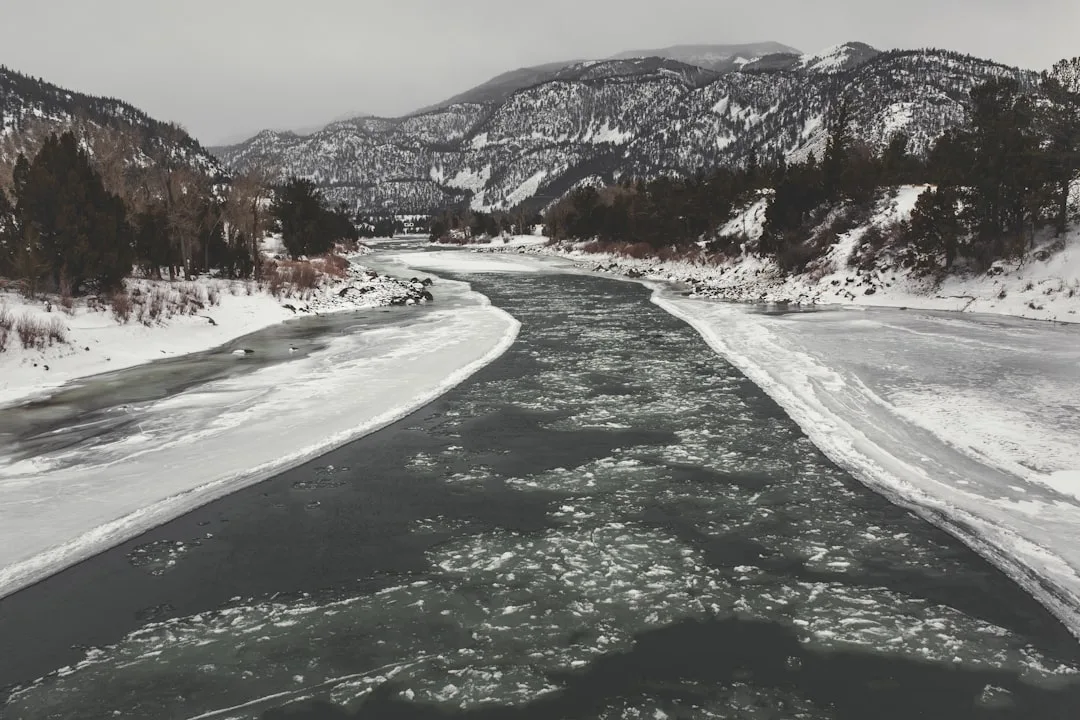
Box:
317;253;350;278
15;315;49;349
0;305;13;333
47;316;66;344
111;292;133;324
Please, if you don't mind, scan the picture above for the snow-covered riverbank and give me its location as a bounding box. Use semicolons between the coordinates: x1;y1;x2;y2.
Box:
0;264;519;601
0;260;433;408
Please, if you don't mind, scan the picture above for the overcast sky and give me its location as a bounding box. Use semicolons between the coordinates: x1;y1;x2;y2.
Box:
2;0;1077;145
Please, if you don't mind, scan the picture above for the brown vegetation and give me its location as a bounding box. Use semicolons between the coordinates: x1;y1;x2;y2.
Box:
14;313;66;350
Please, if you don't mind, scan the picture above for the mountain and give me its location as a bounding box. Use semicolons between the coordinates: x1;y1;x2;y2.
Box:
0;65;221;177
610;42;803;72
416;62;580;114
742;42;881;74
213;45;1035;215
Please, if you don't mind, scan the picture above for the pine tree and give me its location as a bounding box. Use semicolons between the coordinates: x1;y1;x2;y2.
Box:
906;186;961;273
14;132;133;293
1042;57;1080;235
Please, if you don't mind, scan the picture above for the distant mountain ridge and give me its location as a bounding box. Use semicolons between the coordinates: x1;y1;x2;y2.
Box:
610;42;803;72
211;42;1035;215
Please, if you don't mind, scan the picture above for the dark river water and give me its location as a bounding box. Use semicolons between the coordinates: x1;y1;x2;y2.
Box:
2;269;1079;719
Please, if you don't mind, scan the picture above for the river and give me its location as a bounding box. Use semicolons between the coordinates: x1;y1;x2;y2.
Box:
1;263;1079;719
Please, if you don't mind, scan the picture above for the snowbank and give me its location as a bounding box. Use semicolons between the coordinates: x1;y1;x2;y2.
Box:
652;291;1080;638
0;261;429;408
0;272;520;600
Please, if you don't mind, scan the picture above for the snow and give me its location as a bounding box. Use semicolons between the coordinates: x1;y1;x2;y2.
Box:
505;171;548;208
0;270;520;601
0;282;292;409
799;44;854;72
0;259;418;408
583;121;632;146
715;192;772;243
431;235;548;251
444;165;492;193
881;101;917;138
388;249;549;275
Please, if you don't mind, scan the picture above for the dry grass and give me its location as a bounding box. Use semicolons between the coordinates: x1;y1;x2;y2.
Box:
0;304;13;334
578;240;704;264
314;253;350;279
0;306;11;353
15;314;67;350
260;257;338;299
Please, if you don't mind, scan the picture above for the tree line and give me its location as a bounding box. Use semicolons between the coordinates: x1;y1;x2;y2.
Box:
0;129;359;297
544;57;1080;276
430;207;541;242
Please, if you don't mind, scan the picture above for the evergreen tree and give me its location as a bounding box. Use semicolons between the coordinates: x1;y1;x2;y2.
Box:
822;96;853;200
963;78;1040;260
1042;57;1080;235
272;178;335;258
906;186;961;273
0;188;14;277
13;132;133;293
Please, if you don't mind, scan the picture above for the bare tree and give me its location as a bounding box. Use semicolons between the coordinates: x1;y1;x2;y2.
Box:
225;164;275;275
163;169;208;279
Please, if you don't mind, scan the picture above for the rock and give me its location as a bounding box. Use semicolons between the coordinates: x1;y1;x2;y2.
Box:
207;317;217;326
421;278;433;286
337;287;352;298
232;348;254;356
865;288;877;296
421;291;434;302
626;269;644;279
284;303;298;312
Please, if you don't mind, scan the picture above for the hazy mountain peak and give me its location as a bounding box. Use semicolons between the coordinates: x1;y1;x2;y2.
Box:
610;42;803;71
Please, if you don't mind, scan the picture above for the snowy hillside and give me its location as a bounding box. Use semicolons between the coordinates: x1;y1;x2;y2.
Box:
0;65;221;177
214;45;1033;215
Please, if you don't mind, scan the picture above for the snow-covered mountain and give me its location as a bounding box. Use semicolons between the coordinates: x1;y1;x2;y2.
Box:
610;42;803;72
0;65;221;177
213;45;1035;214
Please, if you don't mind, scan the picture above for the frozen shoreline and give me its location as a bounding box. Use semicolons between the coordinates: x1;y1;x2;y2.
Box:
0;267;520;601
0;258;435;408
652;292;1080;641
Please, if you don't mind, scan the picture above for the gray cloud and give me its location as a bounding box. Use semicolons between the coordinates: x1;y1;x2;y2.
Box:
2;0;1077;145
